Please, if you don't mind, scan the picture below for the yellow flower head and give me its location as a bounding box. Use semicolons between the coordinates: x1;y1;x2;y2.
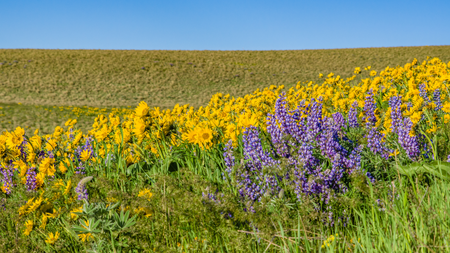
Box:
135;101;150;118
70;206;83;220
138;188;153;201
45;231;59;245
80;149;91;162
23;220;33;236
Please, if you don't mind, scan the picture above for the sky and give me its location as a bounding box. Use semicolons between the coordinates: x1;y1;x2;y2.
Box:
0;0;449;51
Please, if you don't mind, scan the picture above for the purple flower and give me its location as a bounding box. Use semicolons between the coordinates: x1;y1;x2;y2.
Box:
25;167;37;192
419;83;430;105
433;89;442;111
75;176;93;201
366;127;390;160
390;96;421;160
363;90;377;127
223;140;235;173
0;164;15;195
347;101;359;128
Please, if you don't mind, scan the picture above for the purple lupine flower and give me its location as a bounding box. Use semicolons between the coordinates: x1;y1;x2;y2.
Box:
223;139;235;176
347;101;359;128
266;93;306;157
433;89;442;111
406;102;413;110
306;98;323;142
19;139;28;161
397;118;420;160
266;113;290;158
231;126;282;211
25;167;37;192
366;127;390;160
202;188;223;204
332;112;346;132
389;96;403;134
419;83;430;105
75;165;85;175
75;176;93;201
363;90;377;127
343;145;363;174
390;96;421;160
0;164;15;195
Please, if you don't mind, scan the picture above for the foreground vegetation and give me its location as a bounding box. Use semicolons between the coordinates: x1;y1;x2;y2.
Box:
1;54;450;252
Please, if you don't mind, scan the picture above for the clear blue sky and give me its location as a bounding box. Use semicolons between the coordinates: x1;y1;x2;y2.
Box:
1;0;449;50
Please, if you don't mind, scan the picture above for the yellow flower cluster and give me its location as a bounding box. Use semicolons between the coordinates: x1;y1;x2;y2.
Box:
321;233;338;248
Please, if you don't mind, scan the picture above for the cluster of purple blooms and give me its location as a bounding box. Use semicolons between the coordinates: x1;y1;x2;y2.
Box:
220;88;443;222
75;176;92;201
223;93;374;218
433;89;443;111
419;83;431;105
25;167;37;192
0;162;15;195
389;96;421;160
364;91;392;159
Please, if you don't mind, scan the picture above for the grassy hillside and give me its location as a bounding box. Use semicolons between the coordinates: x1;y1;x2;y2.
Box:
0;46;449;134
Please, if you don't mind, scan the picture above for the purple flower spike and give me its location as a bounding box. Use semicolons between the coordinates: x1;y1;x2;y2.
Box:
347;101;359;128
75;176;93;201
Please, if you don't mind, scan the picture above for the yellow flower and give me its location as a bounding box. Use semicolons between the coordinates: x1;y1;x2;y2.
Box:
134;206;152;217
370;70;377;76
365;66;371;70
39;213;48;229
28;196;44;213
444;114;450;124
354;67;361;74
45;231;59;245
79;233;94;242
64;180;72;195
197;127;214;149
80;149;91;162
70;206;83;220
58;161;68;174
39;157;56;177
410;111;422;125
6;129;23;149
390;150;400;157
23;220;33;236
138;188;153;201
36;172;45;188
319;73;324;78
427;122;437;133
135;101;150;118
19;198;35;216
45;139;57;151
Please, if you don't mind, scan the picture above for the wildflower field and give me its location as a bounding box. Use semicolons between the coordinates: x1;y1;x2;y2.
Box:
1;49;450;252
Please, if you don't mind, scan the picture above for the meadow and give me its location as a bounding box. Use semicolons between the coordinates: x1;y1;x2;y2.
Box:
0;47;450;252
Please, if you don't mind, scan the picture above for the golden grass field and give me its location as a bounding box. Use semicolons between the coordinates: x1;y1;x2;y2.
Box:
1;46;449;134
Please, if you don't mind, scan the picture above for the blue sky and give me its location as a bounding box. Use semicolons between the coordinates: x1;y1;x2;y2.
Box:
1;0;449;50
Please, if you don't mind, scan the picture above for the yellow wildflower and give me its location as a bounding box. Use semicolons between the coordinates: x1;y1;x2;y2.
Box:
45;231;59;245
70;206;83;220
80;149;91;162
23;220;33;236
138;188;153;201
